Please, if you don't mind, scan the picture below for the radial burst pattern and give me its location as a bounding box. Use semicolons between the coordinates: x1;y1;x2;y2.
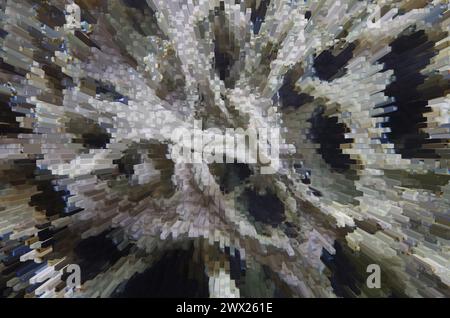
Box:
0;0;449;298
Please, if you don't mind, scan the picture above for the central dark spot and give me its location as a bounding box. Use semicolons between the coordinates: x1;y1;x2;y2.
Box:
112;245;209;298
309;108;355;172
277;64;314;109
74;230;130;284
67;117;110;150
250;0;270;35
245;189;285;227
313;42;356;81
210;163;252;193
379;29;448;159
212;3;241;88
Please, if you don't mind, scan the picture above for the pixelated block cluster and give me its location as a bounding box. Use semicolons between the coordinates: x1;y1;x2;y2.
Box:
0;0;449;298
